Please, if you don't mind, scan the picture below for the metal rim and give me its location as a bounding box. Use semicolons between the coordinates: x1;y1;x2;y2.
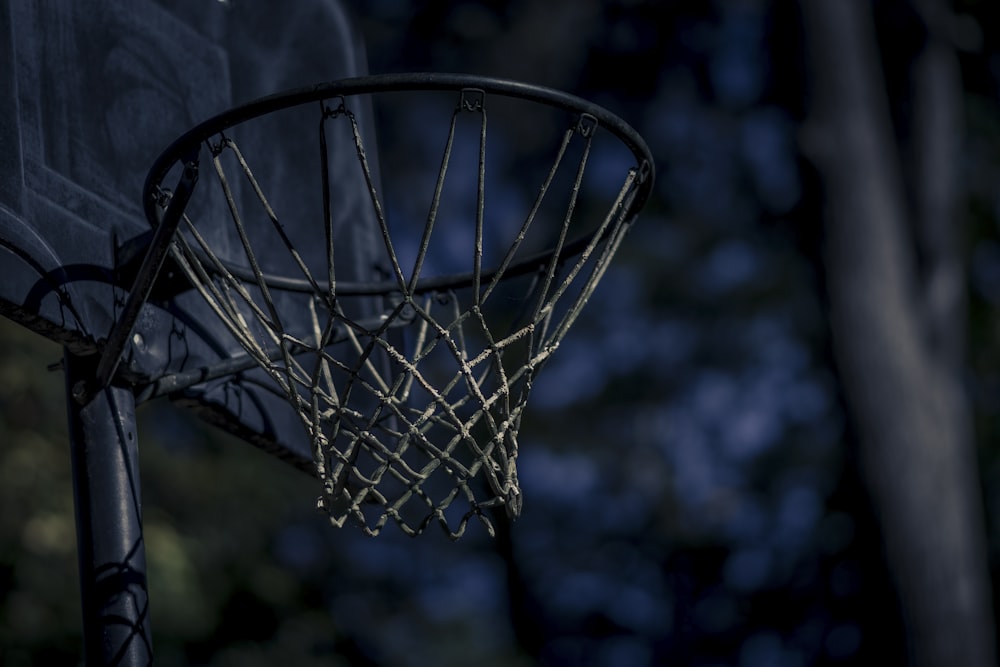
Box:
143;72;656;296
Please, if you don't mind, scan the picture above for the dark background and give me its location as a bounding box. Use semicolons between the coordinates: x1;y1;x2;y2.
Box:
4;0;1000;665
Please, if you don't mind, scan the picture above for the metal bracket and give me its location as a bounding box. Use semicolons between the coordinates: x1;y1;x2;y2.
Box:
575;113;599;138
77;154;200;403
459;88;486;113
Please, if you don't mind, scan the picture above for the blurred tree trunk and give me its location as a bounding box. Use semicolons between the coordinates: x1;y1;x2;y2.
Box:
799;1;996;665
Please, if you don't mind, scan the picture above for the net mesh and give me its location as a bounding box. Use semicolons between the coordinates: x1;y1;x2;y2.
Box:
151;87;645;538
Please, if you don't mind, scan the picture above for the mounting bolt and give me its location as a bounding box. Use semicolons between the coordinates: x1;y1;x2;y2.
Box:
72;380;91;405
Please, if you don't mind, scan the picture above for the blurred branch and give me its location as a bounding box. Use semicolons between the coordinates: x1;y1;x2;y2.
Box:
910;0;966;368
799;1;996;665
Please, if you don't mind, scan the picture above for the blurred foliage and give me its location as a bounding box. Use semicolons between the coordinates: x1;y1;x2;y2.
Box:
0;321;81;665
5;0;1000;665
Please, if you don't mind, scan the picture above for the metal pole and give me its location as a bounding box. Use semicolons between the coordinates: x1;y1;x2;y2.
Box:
65;351;153;666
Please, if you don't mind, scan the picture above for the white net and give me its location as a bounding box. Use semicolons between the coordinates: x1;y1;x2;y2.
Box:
150;85;648;538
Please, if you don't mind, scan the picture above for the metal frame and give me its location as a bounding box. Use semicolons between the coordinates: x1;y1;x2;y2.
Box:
144;73;655;231
142;73;654;298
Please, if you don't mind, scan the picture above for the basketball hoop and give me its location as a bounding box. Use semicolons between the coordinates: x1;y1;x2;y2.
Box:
137;73;654;538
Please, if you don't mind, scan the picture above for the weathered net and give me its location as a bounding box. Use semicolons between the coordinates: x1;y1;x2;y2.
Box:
150;84;649;538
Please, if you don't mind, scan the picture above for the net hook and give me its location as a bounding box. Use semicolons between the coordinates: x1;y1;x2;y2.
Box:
459;88;485;113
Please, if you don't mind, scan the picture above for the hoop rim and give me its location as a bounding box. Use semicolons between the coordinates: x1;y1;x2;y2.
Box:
143;72;656;296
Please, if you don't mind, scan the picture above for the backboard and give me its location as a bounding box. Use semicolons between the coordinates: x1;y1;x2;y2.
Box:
0;0;384;469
